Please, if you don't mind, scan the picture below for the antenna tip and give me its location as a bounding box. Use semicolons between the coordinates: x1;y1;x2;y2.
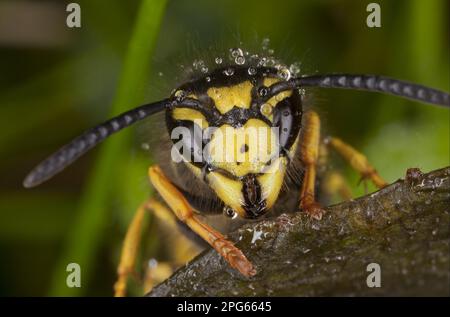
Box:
23;173;38;188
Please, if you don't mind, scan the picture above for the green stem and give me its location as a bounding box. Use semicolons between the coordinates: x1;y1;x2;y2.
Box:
48;0;167;296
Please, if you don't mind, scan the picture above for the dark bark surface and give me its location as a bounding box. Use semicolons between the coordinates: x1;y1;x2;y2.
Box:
148;167;450;296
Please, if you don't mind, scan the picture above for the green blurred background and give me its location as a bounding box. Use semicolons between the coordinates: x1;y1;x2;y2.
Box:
0;0;448;296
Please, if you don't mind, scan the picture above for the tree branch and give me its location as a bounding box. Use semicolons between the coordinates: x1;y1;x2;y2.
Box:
148;167;450;296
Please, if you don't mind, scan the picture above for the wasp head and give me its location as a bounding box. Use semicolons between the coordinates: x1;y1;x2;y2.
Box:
167;66;303;219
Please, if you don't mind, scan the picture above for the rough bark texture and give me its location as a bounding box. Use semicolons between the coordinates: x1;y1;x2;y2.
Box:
148;167;450;297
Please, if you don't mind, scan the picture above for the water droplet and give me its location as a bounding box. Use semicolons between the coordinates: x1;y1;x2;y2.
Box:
283;110;290;116
174;89;186;101
235;55;245;65
193;59;208;73
261;38;270;50
260;103;272;116
289;62;301;76
148;258;158;269
230;47;244;58
158;72;163;77
205;76;211;82
223;206;237;219
215;57;223;65
257;57;267;67
266;57;275;67
224;68;234;76
267;48;274;55
141;143;150;150
248;67;257;75
251;229;263;244
249;54;259;61
277;67;291;81
258;86;268;97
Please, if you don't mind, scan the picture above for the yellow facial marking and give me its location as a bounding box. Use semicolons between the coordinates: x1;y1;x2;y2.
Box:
185;163;202;178
207;119;279;177
172;108;209;129
206;171;245;215
261;78;293;122
185;162;246;216
207;81;253;114
187;93;198;100
257;157;287;209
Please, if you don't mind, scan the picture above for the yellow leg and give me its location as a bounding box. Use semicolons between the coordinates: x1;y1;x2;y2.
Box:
149;165;256;277
143;260;174;294
325;137;387;189
114;199;151;297
322;171;353;201
142;199;202;294
148;199;200;264
299;111;324;220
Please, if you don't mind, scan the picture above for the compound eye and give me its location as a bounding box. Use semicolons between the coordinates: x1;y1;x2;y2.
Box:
272;98;294;148
171;120;205;166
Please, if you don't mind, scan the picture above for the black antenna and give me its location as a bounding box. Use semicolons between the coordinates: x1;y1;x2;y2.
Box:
23;99;172;188
24;73;449;188
268;74;450;107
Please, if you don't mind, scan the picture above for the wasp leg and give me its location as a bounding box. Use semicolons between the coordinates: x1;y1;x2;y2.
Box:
148;199;201;263
142;199;201;294
148;165;256;277
299;111;324;220
114;199;151;297
322;171;353;201
325;137;387;189
143;260;174;294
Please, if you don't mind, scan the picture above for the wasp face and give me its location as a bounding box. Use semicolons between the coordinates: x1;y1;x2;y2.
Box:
166;66;302;219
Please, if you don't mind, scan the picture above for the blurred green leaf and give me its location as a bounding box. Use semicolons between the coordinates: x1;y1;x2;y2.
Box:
0;192;75;242
47;0;167;296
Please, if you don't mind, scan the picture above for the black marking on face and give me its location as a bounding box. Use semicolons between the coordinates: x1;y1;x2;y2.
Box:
242;174;267;219
166;119;208;169
165;66;304;211
176;66;276;95
166;66;303;151
241;144;249;153
272;93;302;151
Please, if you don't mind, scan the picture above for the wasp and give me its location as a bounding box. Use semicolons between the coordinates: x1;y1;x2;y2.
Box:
23;49;449;296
